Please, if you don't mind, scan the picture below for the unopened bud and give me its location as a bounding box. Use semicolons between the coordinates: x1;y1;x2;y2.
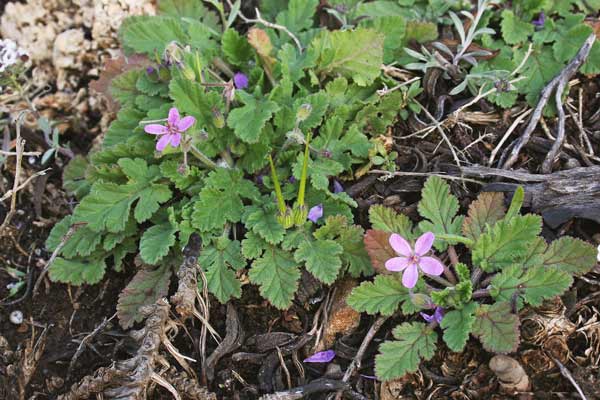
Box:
212;108;225;128
286;128;305;145
296;103;312;122
410;293;434;309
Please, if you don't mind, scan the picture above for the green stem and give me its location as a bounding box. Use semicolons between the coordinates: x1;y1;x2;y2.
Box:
268;155;286;214
297;132;312;207
189;144;217;170
436;233;474;247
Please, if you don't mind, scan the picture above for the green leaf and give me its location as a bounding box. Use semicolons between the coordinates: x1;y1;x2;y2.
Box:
441;302;477;352
417;176;463;250
295;239;343;284
462;192;506;241
472;214;542;272
192;169;259;231
46;216;102;258
376;322;438;381
275;0;319;34
472;302;520;353
542;236;597;276
309;28;384;86
490;264;573;307
505;186;525;221
347;274;410;315
160;160;203;190
116;263;172;328
103;107;146;149
242;231;268;259
552;24;593;63
249;246;301;309
140;221;177;265
169;77;223;133
500;10;534;45
200;239;244;303
110;70;143;106
360;16;407;63
121;16;188;55
74;159;171;232
63;156;91;198
49;257;107;285
222;28;254;66
227;91;280;143
242;203;285;245
369;205;414;239
515;46;563;107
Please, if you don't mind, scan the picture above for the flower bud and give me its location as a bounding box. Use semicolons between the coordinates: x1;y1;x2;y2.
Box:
182;66;196;81
212;108;225;128
286;128;305;145
410;293;434;309
296;103;312;122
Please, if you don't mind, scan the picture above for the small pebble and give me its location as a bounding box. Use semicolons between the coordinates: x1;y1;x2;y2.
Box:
564;158;581;169
10;310;23;325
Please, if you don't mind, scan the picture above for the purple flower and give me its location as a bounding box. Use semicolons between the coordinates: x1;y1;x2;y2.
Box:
333;180;344;193
304;350;335;363
421;307;444;324
532;12;545;28
385;232;445;288
144;107;195;152
146;66;155;74
307;204;323;223
234;72;249;89
289;176;297;184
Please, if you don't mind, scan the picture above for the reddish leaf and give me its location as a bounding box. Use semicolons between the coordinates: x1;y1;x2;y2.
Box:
90;53;149;112
462;192;506;241
364;229;396;275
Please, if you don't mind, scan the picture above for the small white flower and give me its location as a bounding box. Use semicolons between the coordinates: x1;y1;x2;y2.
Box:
0;39;28;73
597;244;600;263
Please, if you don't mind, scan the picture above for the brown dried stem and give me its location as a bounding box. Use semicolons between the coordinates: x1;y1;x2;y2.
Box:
502;33;596;170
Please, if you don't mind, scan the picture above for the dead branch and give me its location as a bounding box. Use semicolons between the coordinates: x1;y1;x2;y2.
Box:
205;303;244;382
551;357;588;400
259;378;349;400
67;313;116;380
165;368;217;400
458;165;600;228
502;33;596;170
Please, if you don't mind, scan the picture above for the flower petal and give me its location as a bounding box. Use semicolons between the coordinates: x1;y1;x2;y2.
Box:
389;233;412;257
433;307;444;324
176;116;195;132
170;133;181;148
307;204;323;223
168;107;180;125
418;257;445;276
414;232;435;256
156;134;171;152
402;263;419;288
304;350;335;363
385;257;410;272
233;72;249;89
144;124;168;135
420;312;434;323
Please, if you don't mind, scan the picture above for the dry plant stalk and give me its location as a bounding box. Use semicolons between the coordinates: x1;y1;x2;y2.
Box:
0;325;50;400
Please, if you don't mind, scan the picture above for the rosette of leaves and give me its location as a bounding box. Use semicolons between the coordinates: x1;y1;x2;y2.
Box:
44;0;440;327
348;176;597;381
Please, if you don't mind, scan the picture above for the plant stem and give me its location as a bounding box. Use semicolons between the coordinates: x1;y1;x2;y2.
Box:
268;155;287;214
189;144;217;170
297;132;311;207
436;233;474;247
472;288;490;299
428;274;453;287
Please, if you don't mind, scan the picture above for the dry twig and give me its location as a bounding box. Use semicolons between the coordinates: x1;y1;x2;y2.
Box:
502;33;596;170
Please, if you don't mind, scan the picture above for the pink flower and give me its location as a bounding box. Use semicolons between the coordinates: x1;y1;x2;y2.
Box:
144;107;195;152
385;232;445;288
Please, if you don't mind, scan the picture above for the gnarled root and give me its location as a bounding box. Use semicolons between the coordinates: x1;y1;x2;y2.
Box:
58;298;216;400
